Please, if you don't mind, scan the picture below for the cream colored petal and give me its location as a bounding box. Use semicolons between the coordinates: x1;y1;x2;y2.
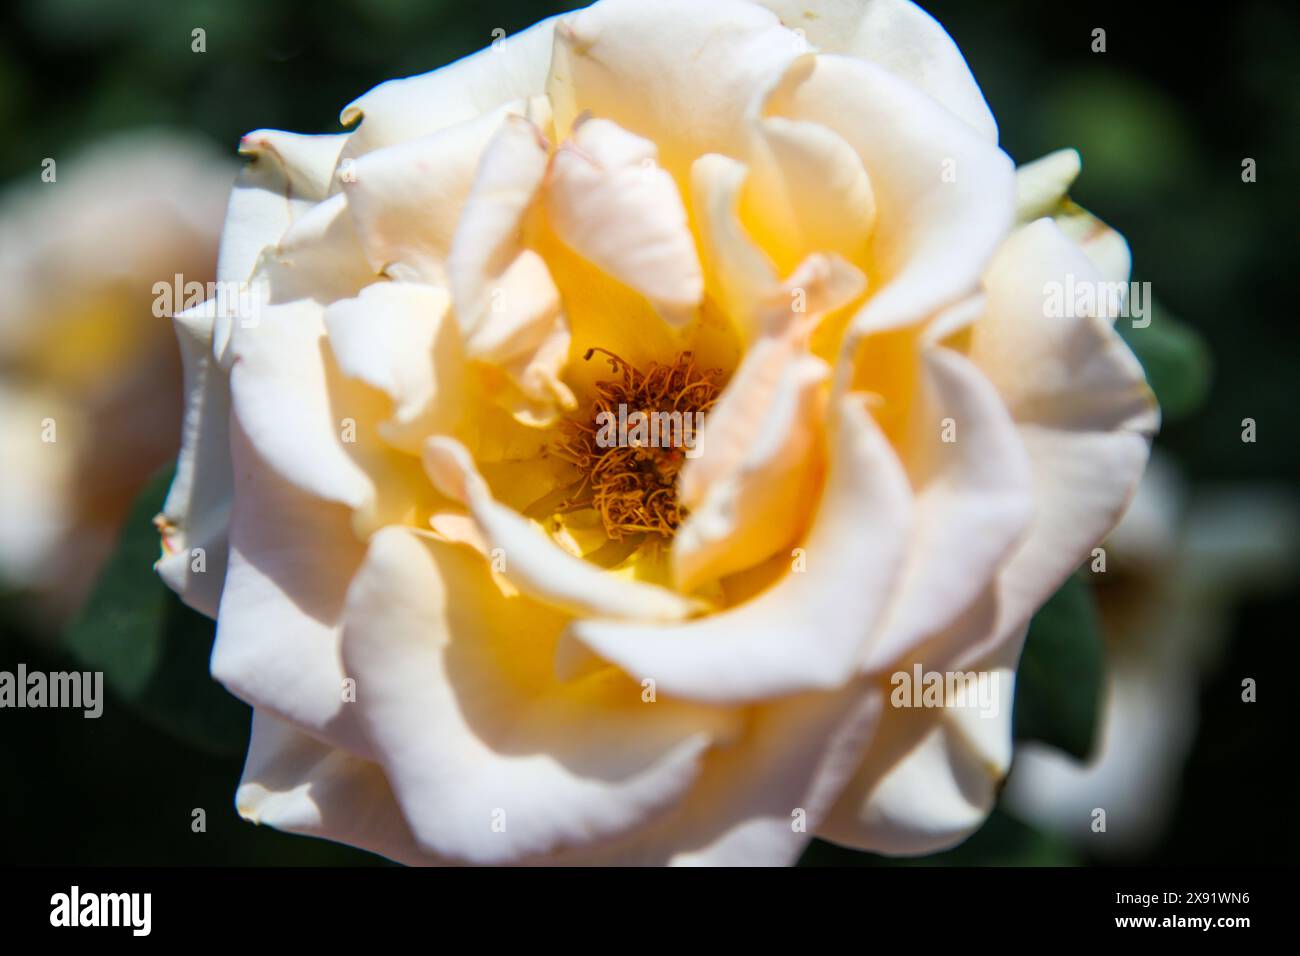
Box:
673;254;864;591
690;153;780;343
447;114;550;343
444;114;576;426
673;344;827;592
858;345;1033;672
1015;149;1130;284
156;298;232;617
566;394;912;703
339;17;561;157
341;98;549;285
423;437;701;622
751;0;998;141
340;526;739;863
546;118;703;325
210;416;372;758
547;0;802;187
819;651;1016;854
236;710;448;865
741;113;877;275
261;191;375;306
764;54;1015;340
228;298;375;509
547;682;885;865
218;131;346;288
953;218;1157;668
323;281;464;455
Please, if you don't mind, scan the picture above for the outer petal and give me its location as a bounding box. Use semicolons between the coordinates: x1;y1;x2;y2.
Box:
211;416;371;757
764;53;1015;339
341;98;549;285
423;438;701;622
339;526;740;863
751;0;997;141
789;221;1156;855
546;118;703;325
236;710;447;865
339;17;561;157
228;298;375;510
819;640;1017;854
1015;149;1131;284
565;394;912;703
960;219;1156;666
323;281;464;455
858;345;1033;671
218;131;346;289
155;299;232;617
547;0;803;187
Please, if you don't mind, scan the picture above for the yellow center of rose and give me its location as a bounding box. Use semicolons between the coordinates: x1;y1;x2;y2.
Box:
549;349;723;542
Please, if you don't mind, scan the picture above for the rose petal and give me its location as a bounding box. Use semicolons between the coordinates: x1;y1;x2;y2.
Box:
819;648;1016;854
546;118;703;325
547;0;802;187
211;415;371;757
323;281;464;455
1015;149;1130;283
858;345;1033;672
219;131;346;288
764;53;1015;338
565;394;913;703
156;298;232;617
751;0;998;141
422;437;701;622
339;17;561;157
342;98;550;285
236;710;447;865
339;526;740;863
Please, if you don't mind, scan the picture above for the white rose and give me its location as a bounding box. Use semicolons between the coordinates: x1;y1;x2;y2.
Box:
0;131;231;617
158;0;1156;864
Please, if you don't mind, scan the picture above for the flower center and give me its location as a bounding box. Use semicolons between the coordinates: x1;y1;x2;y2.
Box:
551;349;724;541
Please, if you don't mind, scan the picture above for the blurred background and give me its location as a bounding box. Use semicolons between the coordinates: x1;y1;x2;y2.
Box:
0;0;1295;865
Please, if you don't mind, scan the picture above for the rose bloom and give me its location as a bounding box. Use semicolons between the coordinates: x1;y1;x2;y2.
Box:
0;131;231;620
158;0;1157;865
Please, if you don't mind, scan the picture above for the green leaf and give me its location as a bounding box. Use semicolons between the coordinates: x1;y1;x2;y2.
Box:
1012;573;1104;761
1117;299;1212;422
63;466;249;756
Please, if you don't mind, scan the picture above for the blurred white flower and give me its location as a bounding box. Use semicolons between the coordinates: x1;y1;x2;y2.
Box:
0;130;232;620
1005;451;1299;855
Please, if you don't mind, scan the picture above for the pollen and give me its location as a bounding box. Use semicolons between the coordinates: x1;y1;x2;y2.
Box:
551;349;724;540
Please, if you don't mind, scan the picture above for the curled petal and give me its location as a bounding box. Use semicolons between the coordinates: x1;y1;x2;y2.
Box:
546;118;703;325
751;0;998;141
340;526;739;863
547;0;803;186
156;298;232;617
339;17;561;157
323;282;464;454
764;53;1015;339
236;711;447;865
423;437;701;622
566;395;913;704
